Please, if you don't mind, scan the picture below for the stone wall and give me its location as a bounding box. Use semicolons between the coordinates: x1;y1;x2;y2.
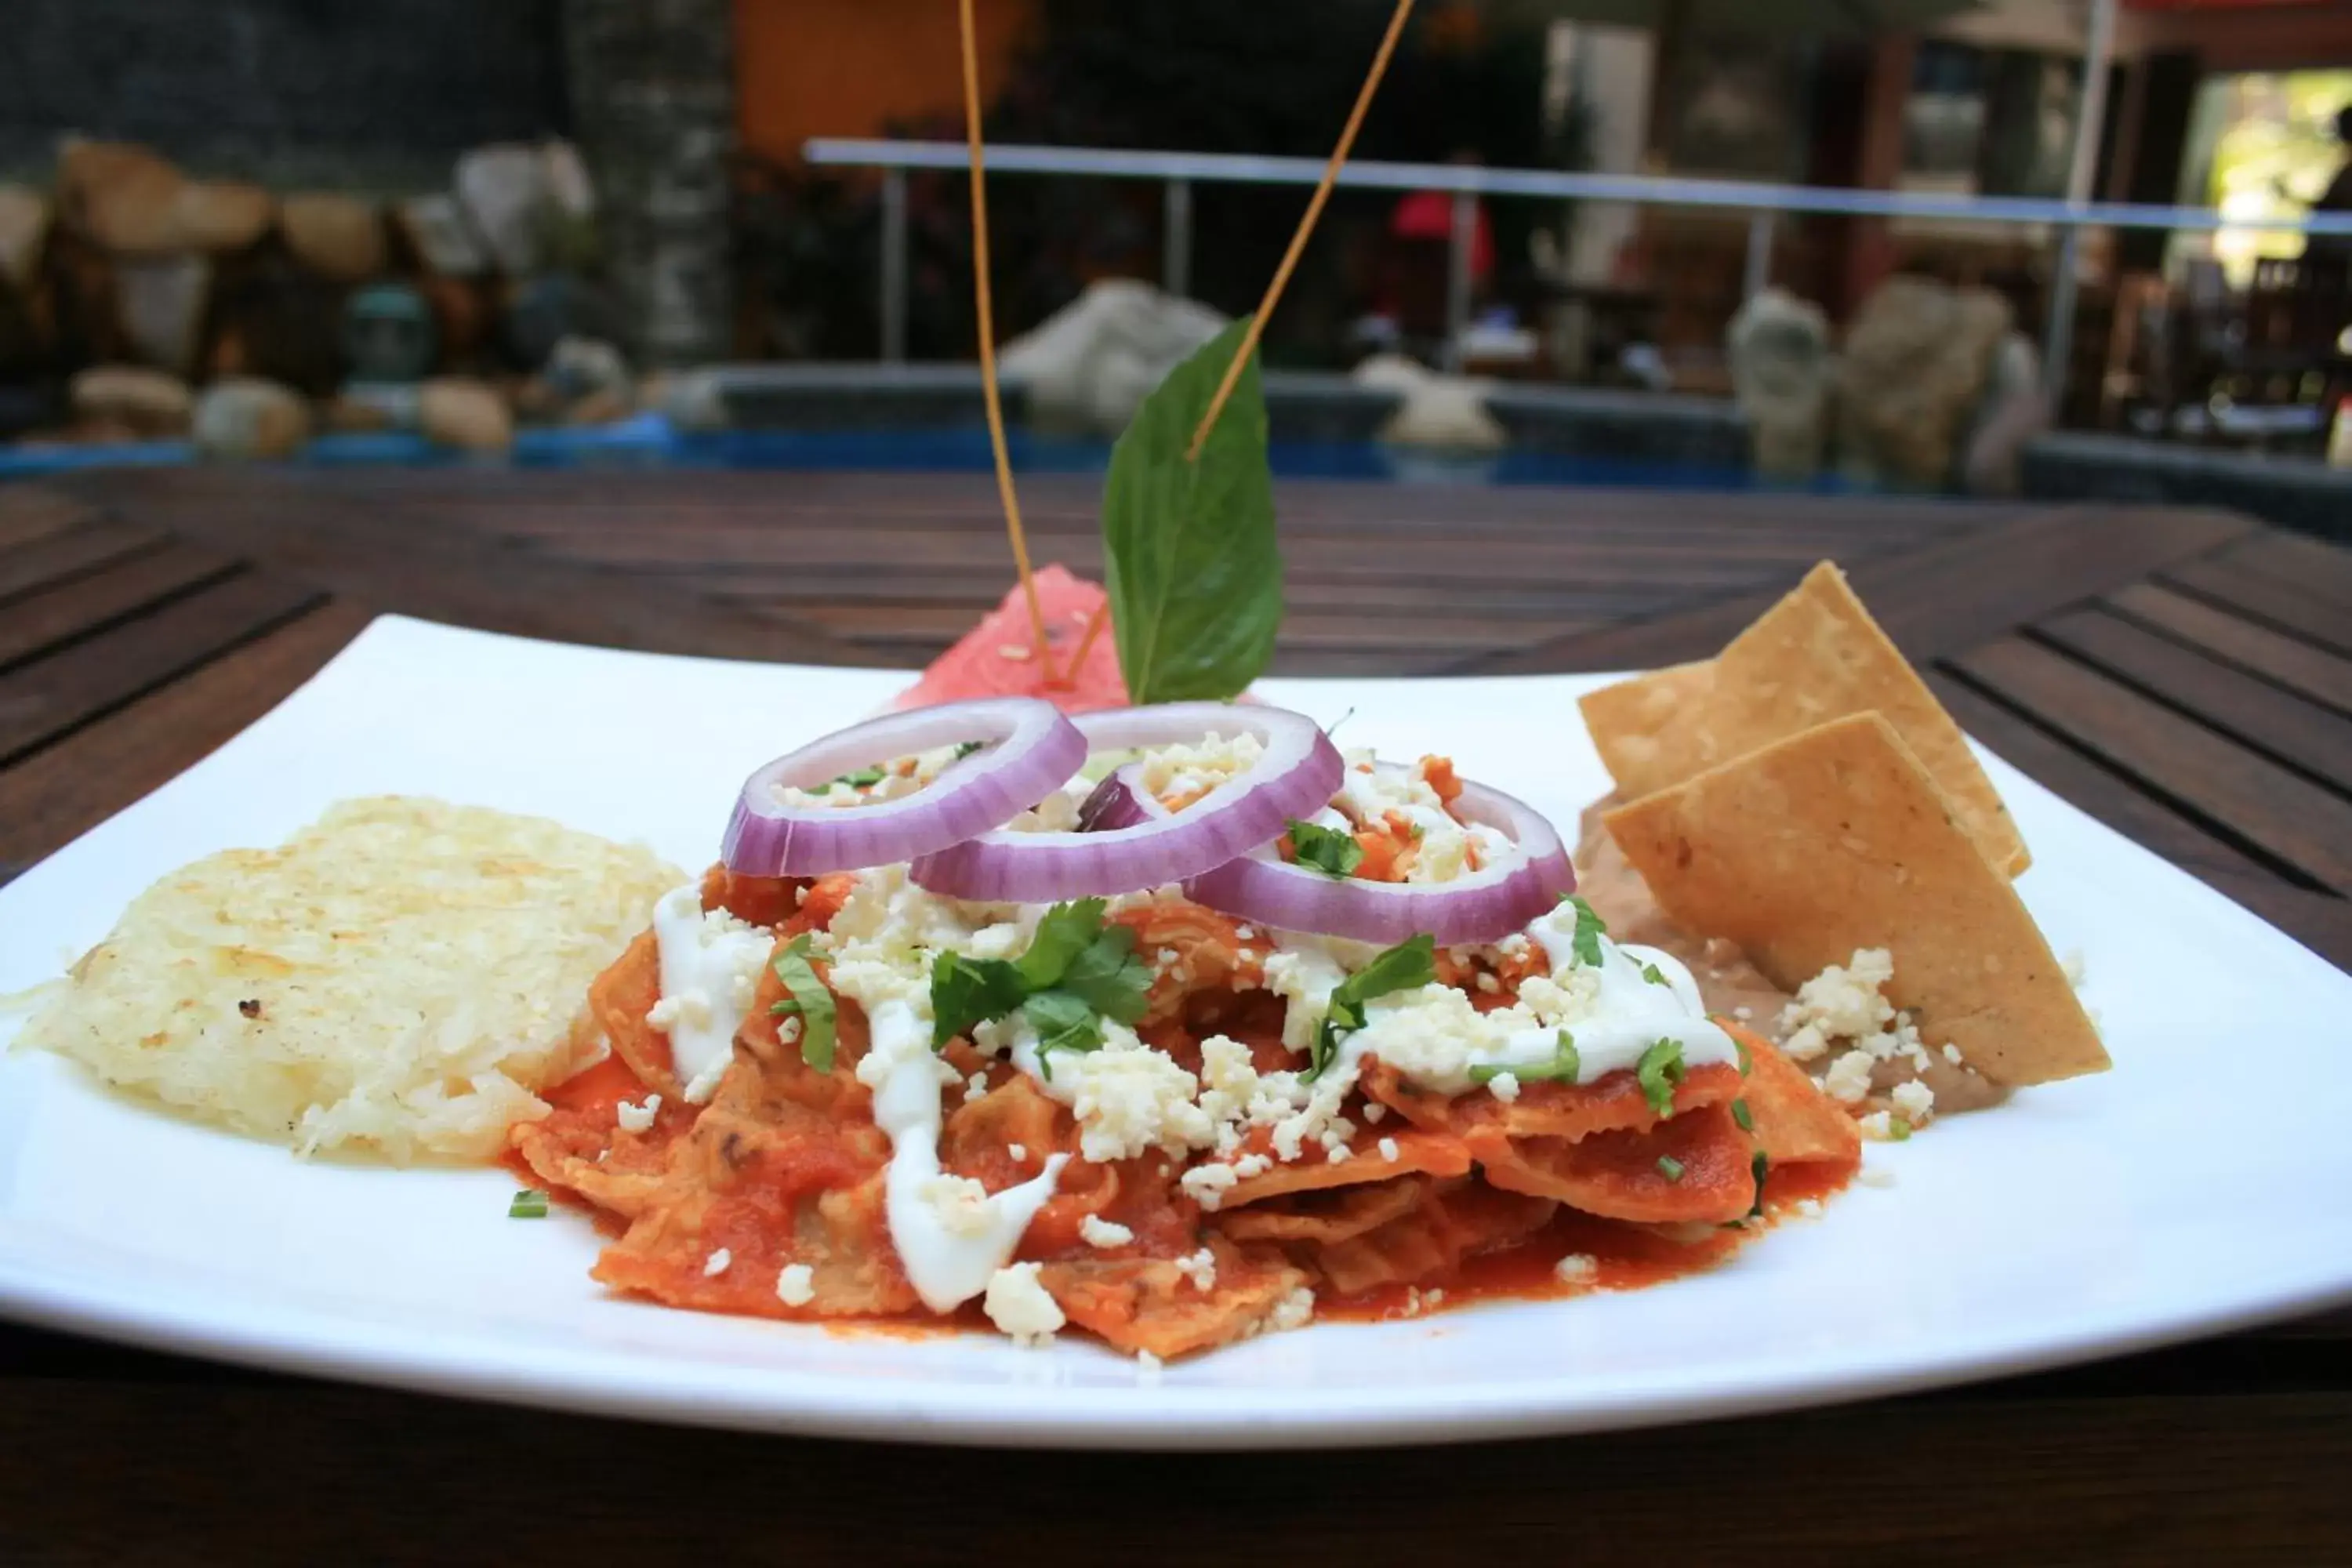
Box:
0;0;569;190
562;0;735;367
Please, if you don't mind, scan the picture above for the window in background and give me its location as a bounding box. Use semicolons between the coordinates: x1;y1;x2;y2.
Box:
2173;70;2352;285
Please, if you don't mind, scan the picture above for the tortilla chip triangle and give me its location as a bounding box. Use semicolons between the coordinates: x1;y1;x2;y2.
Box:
1602;713;2107;1087
1580;562;2030;878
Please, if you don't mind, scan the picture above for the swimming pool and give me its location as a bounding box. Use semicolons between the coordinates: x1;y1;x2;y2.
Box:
0;414;1860;493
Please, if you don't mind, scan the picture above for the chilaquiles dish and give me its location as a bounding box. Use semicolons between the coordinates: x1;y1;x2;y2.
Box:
499;562;2105;1359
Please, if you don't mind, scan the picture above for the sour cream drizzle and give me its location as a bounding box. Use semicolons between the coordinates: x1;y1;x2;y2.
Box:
648;885;774;1103
857;996;1065;1313
1268;905;1737;1098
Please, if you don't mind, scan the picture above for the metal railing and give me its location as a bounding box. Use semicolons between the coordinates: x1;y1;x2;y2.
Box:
805;136;2352;402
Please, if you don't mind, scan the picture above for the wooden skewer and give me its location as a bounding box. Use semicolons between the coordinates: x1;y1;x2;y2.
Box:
1185;0;1417;463
1062;601;1110;684
960;0;1055;679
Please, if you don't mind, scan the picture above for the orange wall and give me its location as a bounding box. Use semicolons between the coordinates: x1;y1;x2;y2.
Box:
735;0;1038;168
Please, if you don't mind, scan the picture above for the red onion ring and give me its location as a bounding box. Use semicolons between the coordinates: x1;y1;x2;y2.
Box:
722;698;1086;876
906;702;1344;902
1093;760;1574;945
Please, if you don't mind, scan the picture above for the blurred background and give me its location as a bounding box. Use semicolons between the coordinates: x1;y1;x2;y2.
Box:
2;0;2349;517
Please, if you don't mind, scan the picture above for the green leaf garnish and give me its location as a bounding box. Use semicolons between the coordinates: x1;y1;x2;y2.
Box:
1308;933;1436;1080
1286;818;1364;879
1016;898;1109;989
1748;1150;1770;1218
1470;1029;1581;1087
953;740;985;760
1560;895;1606;967
768;935;839;1072
1101;317;1281;704
1639;962;1668;986
829;764;887;789
1656;1156;1686;1181
1635;1037;1686;1118
1730;1097;1754;1133
928;951;1029;1050
1054;924;1152;1025
1022;989;1104;1081
509;1189;549;1219
929;902;1152;1054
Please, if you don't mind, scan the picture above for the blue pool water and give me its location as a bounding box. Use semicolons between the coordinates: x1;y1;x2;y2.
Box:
0;414;1858;492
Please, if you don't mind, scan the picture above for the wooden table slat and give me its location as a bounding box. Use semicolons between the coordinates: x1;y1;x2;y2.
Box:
0;599;375;878
0;514;168;606
1950;637;2352;891
2103;581;2352;717
1459;505;2257;674
2034;607;2352;790
0;568;325;766
0;539;243;672
2162;556;2352;660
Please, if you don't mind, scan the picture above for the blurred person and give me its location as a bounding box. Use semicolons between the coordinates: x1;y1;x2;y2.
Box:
2307;104;2352;286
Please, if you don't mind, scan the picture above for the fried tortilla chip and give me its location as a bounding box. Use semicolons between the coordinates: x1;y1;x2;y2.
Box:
1579;563;2029;877
1602;713;2106;1087
1730;1026;1863;1169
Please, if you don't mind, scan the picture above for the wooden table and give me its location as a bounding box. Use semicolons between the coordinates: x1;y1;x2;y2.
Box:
4;467;2349;1561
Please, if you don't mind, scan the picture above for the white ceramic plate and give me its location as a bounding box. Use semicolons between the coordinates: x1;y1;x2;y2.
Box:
2;616;2348;1450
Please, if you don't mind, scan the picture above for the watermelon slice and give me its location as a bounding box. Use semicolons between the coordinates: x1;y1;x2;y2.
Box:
896;564;1131;713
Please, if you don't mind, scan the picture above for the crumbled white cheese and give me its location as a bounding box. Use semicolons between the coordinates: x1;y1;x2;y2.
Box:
1889;1079;1935;1123
615;1093;661;1133
1267;1285;1316;1333
1056;1032;1214;1163
1078;1214;1134;1250
1136;731;1266;805
703;1247;732;1277
1377;1135;1400;1163
1554;1253;1597;1283
916;1173;999;1238
775;1263;816;1307
1824;1048;1876;1103
1486;1070;1522;1102
1179;1161;1240;1208
1857;1109;1895;1140
1172;1247;1218;1293
982;1261;1065;1347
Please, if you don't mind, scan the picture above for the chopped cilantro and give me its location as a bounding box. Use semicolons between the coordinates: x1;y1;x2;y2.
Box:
1021;989;1103;1080
1655;1156;1686;1181
1639;962;1668;986
1559;895;1606;967
508;1189;549;1219
953;740;985;759
1731;1097;1754;1133
829;764;888;789
768;935;838;1072
928;951;1029;1048
1286;817;1365;879
1307;934;1436;1080
1016;898;1110;989
928;901;1151;1057
1733;1036;1753;1074
1470;1029;1581;1087
1635;1037;1686;1118
1748;1150;1769;1218
1047;927;1152;1025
